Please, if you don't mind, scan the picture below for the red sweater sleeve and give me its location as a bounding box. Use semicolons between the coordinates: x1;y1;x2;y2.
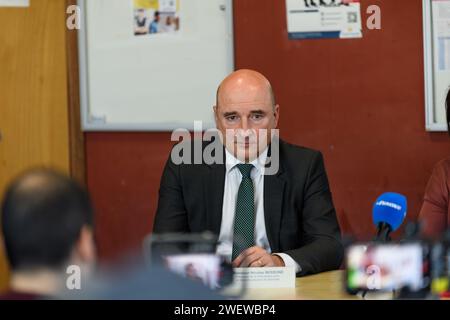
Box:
419;159;450;238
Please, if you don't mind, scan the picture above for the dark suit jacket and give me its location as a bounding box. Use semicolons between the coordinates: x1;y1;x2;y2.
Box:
153;139;343;276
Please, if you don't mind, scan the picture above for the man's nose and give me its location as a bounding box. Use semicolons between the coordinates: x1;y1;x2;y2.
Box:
239;117;249;130
236;128;254;141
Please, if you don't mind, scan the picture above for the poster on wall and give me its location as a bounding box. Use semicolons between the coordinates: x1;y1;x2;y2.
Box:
433;0;450;71
133;0;180;36
286;0;362;39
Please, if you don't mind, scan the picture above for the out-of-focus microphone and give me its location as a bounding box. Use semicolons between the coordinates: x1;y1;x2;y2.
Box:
372;192;407;242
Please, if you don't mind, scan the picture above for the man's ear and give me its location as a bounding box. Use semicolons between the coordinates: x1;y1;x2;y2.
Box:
213;105;219;124
75;226;96;265
273;104;280;128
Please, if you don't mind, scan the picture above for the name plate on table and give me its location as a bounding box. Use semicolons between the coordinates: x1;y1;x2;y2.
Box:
230;267;296;289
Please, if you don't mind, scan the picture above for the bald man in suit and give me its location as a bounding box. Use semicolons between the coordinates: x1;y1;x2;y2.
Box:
153;70;343;276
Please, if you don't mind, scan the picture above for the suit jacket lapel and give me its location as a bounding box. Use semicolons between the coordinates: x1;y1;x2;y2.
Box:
205;144;226;235
264;171;285;252
263;140;285;252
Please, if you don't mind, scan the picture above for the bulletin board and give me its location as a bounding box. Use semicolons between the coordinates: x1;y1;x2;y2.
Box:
78;0;234;131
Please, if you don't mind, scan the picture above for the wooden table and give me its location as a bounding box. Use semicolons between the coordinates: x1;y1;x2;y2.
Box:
242;270;359;300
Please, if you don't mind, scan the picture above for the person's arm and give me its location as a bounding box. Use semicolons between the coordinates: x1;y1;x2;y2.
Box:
153;153;189;233
284;151;343;276
419;161;449;238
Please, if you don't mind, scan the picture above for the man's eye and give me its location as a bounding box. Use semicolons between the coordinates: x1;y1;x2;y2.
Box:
251;114;264;120
226;116;238;121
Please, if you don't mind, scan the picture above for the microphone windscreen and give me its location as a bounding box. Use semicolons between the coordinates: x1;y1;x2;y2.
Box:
372;192;407;231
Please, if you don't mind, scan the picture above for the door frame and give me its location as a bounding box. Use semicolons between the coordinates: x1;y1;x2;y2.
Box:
66;0;86;184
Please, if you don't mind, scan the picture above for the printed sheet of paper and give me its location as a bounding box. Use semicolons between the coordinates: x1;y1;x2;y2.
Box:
286;0;362;39
133;0;180;36
433;0;450;71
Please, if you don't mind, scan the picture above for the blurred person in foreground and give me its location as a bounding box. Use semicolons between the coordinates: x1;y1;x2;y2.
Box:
0;169;223;300
0;169;96;299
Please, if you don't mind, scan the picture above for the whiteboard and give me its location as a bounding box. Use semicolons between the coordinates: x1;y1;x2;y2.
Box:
78;0;234;131
423;0;450;131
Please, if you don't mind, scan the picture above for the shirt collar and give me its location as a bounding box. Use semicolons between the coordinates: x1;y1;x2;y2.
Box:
225;147;268;176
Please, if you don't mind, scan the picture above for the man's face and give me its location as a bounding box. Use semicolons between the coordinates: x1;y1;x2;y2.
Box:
214;76;279;162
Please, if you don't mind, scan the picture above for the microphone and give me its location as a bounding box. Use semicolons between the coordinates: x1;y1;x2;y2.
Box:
372;192;407;242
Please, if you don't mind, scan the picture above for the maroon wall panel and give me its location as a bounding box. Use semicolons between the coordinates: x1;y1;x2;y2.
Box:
86;0;450;261
86;133;173;261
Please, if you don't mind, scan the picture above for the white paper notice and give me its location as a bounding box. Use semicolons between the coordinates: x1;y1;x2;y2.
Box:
0;0;29;7
434;1;450;71
230;267;296;289
286;0;362;39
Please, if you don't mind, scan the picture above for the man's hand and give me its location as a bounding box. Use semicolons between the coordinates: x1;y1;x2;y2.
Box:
232;246;285;268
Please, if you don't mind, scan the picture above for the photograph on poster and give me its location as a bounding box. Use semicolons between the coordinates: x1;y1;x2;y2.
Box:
133;0;180;36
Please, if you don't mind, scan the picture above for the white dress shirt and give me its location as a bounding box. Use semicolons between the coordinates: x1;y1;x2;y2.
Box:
216;148;301;272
